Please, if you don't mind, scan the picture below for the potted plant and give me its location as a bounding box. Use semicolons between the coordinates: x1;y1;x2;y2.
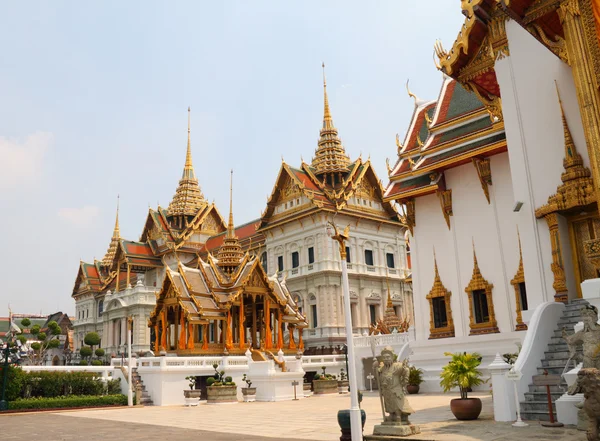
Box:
241;374;256;402
439;352;485;420
183;375;201;406
312;366;338;394
337;368;349;394
206;363;238;404
407;365;424;394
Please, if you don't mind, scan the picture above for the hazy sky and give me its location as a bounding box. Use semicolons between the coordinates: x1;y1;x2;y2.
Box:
1;1;464;315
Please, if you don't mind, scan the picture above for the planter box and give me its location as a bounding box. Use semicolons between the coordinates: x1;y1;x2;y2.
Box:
337;380;349;394
242;387;256;403
207;385;238;404
183;389;201;407
303;383;312;397
313;379;338;395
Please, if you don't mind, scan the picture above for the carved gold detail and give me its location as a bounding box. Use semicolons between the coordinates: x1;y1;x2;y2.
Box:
201;213;219;234
102;199;121;267
426;252;455;339
528;23;569;64
583;238;600;276
437;189;453;230
462;81;504;122
488;14;510;60
457;36;495;83
404;199;416;236
216;171;244;272
545;212;569;302
510;229;528;331
465;242;499;335
472;157;493;204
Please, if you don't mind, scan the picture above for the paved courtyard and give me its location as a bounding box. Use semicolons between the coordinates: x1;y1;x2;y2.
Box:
1;393;588;441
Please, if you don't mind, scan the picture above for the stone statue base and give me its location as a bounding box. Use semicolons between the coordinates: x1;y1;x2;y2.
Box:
371;422;421;437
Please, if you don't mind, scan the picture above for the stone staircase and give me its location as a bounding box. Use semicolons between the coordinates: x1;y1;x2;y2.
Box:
519;298;588;421
132;367;154;406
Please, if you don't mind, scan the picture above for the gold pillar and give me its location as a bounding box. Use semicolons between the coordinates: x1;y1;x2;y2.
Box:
239;296;245;349
277;310;283;350
187;323;194;350
154;324;159;353
288;324;296;349
559;0;600;212
264;298;272;349
545;213;569;302
202;324;208;350
160;310;167;350
298;327;304;350
178;308;186;350
226;310;233;350
251;298;257;349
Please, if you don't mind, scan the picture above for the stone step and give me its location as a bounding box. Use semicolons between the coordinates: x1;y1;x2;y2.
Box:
553;328;574;337
536;366;563;375
520;410;558;422
528;384;566;394
520;401;556;412
547;343;569;352
524;391;563;402
557;317;581;325
541;358;570;368
560;309;584;317
543;350;572;360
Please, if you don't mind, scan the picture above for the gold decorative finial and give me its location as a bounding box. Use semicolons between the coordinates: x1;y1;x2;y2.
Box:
554;81;578;162
433;247;440;278
406;79;422;106
396;133;404;155
102;195;121;267
228;169;234;238
167;107;206;218
311;63;351;175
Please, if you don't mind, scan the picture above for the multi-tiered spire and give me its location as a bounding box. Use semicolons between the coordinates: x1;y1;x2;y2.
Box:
167;107;207;218
311;63;351;176
101;196;121;267
217;170;244;274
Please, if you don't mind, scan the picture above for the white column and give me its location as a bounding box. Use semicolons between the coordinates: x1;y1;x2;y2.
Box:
487;353;516;422
121;318;127;347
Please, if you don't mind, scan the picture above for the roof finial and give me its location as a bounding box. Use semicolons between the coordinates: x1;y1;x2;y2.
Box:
228;169;234;238
406;79;425;107
101;195;121;267
114;194;120;238
554;81;578;161
184;106;194;174
322;62;333;128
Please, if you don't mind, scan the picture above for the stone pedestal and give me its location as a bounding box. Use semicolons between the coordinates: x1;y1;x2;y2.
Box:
371;422;421;437
487;353;516;422
248;360;305;402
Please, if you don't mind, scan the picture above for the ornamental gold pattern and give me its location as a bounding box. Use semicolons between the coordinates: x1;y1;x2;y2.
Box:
426;251;455;339
102;198;121;267
472;157;493;204
167;108;207;218
217;171;245;273
311;64;351;175
437;189;453;230
510;229;527;331
465;242;499;335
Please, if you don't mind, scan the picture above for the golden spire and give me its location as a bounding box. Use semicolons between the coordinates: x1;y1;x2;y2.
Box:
217;170;244;273
102;195;121;267
381;268;402;330
167;107;207;218
554;81;590;184
311;63;351;176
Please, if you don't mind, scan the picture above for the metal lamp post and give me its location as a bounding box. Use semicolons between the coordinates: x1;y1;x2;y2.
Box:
328;221;361;441
127;316;133;407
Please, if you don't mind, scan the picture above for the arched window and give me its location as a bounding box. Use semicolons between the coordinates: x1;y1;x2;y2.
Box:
309;294;317;328
98;300;104;317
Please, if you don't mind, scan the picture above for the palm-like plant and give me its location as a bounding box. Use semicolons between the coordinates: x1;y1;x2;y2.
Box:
439;352;483;399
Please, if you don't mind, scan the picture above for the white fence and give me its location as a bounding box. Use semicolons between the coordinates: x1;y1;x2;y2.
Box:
353;330;411;348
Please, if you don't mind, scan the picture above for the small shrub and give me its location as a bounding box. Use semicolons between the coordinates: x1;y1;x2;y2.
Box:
80;346;92;358
91;360;102;366
0;365;25;401
225;376;232;383
106;379;121;395
314;374;321;380
408;366;425;386
9;394;127;410
95;348;105;358
207;377;215;386
79;360;88;366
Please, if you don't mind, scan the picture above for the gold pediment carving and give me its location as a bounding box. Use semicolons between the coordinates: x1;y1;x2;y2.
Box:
201;212;220;234
280;176;303;202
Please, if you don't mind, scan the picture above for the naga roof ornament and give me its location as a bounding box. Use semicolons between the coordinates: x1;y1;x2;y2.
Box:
310;63;351;175
167;107;207;218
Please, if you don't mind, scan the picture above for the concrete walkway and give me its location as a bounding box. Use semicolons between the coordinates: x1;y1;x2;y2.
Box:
1;393;588;441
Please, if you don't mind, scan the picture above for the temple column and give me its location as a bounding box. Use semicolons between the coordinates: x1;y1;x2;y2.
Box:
154;323;159;352
251;298;257;349
202;324;208;350
160;310;167;350
277;310;283;350
288;324;296;349
298;327;304;350
120;318;126;347
545;213;569;302
264;298;272;349
187;323;194;350
226;310;233;349
178;308;186;350
559;0;600;210
239;296;245;349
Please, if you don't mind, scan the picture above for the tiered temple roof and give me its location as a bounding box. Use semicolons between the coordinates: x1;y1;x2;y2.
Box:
384;77;506;204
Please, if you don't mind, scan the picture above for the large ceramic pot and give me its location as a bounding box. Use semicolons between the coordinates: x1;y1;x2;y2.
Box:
337;409;367;441
207;385;238;404
407;385;420;394
337;380;349;394
241;387;256;402
183;389;201;406
313;379;338;394
450;397;482;420
303;382;312;397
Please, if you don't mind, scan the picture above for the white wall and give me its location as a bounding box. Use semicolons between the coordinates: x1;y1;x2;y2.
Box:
495;19;588;306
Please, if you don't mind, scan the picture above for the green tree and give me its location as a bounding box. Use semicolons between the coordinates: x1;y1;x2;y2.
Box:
83;332;102;364
20;319;62;366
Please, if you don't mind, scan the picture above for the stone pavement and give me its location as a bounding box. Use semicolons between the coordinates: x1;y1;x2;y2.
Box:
0;393;588;441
